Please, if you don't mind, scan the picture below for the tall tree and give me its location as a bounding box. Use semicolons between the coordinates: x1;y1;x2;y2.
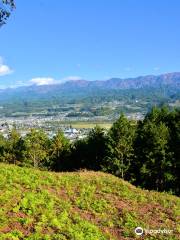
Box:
85;125;107;170
0;133;7;162
133;106;177;193
70;126;107;171
140;106;180;194
1;128;22;165
22;129;50;169
70;138;88;170
49;130;70;171
165;109;180;195
103;114;136;180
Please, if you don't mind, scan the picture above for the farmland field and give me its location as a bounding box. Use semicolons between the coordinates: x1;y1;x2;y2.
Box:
66;122;112;129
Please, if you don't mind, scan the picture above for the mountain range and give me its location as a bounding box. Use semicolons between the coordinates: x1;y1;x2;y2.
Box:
0;72;180;101
60;72;180;90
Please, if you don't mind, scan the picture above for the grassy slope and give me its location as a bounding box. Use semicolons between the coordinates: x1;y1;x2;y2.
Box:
0;164;179;240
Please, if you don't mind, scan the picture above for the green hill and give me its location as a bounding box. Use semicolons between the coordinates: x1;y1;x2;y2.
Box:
0;164;179;240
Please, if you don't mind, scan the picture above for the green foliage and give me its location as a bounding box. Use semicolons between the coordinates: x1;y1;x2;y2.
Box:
85;126;107;170
0;106;179;195
103;114;135;179
0;164;179;239
22;129;50;168
0;84;179;118
0;134;6;161
137;121;172;190
0;0;15;26
0;128;22;164
49;130;70;171
133;107;180;195
70;126;107;170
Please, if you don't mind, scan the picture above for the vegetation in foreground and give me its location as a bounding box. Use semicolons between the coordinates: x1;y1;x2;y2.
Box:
0;163;179;240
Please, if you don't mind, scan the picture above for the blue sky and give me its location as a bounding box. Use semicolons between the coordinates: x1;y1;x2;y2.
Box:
0;0;180;88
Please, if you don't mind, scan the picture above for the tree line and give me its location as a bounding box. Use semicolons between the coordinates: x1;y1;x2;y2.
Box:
0;106;179;195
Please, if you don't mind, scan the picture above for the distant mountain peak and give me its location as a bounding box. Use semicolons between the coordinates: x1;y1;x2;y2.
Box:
0;72;180;94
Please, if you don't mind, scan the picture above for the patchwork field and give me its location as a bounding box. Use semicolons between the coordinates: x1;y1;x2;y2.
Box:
0;164;179;239
68;122;112;129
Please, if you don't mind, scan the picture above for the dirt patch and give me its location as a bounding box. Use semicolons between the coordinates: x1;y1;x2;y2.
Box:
72;206;101;224
0;211;34;236
46;186;69;201
114;199;132;211
7;211;27;218
102;226;134;240
0;222;30;236
137;203;176;229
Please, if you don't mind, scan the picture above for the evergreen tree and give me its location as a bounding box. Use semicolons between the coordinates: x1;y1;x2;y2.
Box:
70;138;88;170
70;126;107;171
49;130;70;171
1;128;22;165
103;114;135;179
22;129;49;168
85;125;107;170
137;121;173;191
165;109;180;195
137;106;180;194
133;106;178;193
0;133;7;162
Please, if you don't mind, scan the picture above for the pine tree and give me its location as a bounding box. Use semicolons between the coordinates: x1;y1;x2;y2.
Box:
49;130;70;171
133;106;176;193
86;125;107;170
3;128;22;165
103;114;135;180
0;133;7;162
22;129;49;168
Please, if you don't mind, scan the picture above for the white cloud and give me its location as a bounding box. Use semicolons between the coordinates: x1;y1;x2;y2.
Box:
61;76;82;81
30;77;57;86
28;76;83;86
0;57;13;76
